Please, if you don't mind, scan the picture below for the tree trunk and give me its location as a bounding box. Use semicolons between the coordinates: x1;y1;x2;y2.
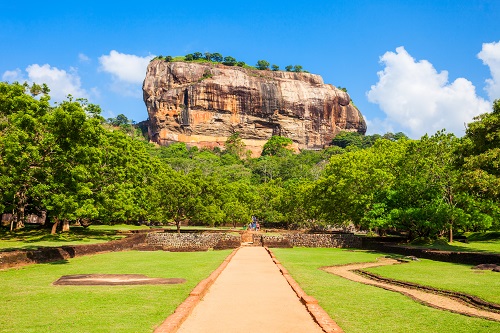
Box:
15;192;27;230
51;217;60;235
176;221;181;234
62;219;70;232
449;222;453;243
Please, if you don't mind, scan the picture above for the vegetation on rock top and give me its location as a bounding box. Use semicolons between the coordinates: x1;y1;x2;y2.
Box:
153;51;309;73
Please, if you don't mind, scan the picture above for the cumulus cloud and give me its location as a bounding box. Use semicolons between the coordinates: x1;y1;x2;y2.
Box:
99;50;154;84
2;64;88;101
478;41;500;101
367;47;491;138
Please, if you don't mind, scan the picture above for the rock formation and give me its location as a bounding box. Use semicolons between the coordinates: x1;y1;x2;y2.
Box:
143;60;366;156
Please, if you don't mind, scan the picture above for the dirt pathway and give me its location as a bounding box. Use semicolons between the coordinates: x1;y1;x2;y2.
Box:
322;258;500;322
176;247;325;333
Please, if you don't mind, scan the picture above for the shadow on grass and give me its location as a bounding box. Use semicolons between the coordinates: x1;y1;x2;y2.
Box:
0;226;122;251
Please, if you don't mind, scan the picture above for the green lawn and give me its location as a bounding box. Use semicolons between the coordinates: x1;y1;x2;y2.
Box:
0;250;231;333
273;248;500;333
0;224;151;251
403;232;500;254
366;258;500;304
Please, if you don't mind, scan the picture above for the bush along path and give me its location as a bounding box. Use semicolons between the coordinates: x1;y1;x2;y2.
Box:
322;258;500;322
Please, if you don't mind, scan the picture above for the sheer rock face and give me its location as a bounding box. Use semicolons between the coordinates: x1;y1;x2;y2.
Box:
143;60;366;155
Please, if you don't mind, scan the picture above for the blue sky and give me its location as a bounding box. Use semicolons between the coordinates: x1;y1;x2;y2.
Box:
1;0;499;138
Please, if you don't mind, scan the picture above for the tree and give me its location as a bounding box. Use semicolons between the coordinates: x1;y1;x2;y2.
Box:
193;52;203;60
185;54;194;61
313;139;405;230
222;56;237;66
107;114;131;126
261;136;294;157
204;52;212;61
271;64;279;71
211;53;223;63
293;65;303;72
256;60;270;70
0;82;52;230
221;181;256;227
42;98;105;233
460;99;500;201
165;56;173;62
285;65;293;72
237;61;246;67
331;131;364;149
224;132;246;158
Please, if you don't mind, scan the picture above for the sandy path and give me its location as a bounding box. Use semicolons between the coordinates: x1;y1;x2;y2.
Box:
176;247;324;333
323;258;500;322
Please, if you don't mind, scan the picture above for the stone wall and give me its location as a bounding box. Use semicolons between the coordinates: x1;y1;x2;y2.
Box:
284;233;362;248
257;233;361;248
261;236;292;248
145;232;241;251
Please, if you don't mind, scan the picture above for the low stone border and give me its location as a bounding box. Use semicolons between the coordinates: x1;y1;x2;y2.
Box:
265;247;344;333
354;270;500;313
153;248;240;333
0;234;147;270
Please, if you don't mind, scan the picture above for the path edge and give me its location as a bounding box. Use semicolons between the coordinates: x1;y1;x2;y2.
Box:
153;247;240;333
265;247;345;333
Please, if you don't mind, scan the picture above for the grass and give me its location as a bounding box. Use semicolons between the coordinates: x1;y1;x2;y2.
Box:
273;248;500;333
366;258;500;304
0;250;231;333
404;232;500;254
0;224;150;251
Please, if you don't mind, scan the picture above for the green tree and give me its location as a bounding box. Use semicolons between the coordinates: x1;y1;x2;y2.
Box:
271;64;279;71
285;65;293;72
293;65;303;72
261;136;294;157
224;132;246;158
331;131;364;149
313;139;406;230
193;52;203;60
222;56;237;66
256;60;270;70
460;99;500;201
211;53;223;62
0;82;52;229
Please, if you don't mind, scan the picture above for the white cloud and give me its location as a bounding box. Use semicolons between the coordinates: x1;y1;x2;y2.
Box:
2;64;88;102
79;53;91;63
367;47;491;138
99;50;154;84
2;69;23;82
478;41;500;101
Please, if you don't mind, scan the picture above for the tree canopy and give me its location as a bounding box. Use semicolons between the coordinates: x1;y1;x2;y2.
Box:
1;81;498;240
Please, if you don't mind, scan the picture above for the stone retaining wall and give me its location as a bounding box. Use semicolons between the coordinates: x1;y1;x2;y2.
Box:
258;233;361;248
145;233;241;251
284;233;362;248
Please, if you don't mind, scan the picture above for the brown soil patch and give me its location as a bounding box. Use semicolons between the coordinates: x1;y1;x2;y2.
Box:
322;258;500;322
53;274;186;286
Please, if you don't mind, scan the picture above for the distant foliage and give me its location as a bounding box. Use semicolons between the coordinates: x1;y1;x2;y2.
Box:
2;81;498;237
